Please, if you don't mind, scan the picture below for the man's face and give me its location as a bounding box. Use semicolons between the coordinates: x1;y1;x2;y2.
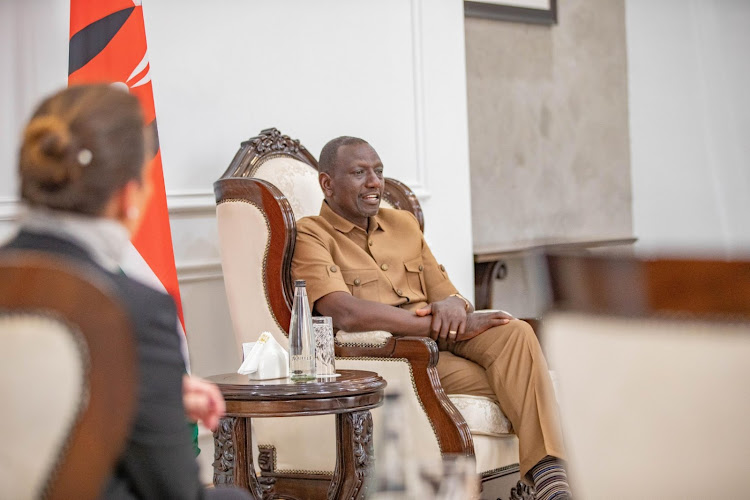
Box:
321;142;384;230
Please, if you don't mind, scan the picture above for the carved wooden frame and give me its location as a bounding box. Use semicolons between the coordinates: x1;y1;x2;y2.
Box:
0;254;137;500
214;128;474;458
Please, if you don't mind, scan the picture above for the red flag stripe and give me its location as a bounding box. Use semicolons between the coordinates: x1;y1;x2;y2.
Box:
68;1;185;332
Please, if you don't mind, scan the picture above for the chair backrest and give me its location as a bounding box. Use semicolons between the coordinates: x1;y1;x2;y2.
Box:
214;128;424;354
0;253;137;500
543;254;750;499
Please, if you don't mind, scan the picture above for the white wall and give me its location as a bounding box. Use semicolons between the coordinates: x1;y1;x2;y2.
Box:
0;1;69;240
626;0;750;256
1;0;474;373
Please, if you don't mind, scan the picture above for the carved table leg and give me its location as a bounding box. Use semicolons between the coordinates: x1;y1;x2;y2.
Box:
328;410;374;500
213;416;265;499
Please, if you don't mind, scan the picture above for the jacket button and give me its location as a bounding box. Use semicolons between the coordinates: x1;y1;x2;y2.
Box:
418;265;424;272
439;264;445;272
381;263;389;271
354;278;361;286
396;289;403;296
368;240;373;246
330;265;338;272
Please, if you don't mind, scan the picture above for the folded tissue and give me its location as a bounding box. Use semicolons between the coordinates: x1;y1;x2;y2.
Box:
238;332;289;380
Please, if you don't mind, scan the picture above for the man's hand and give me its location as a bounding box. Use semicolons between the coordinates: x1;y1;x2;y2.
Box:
415;295;469;342
182;375;226;431
452;310;514;344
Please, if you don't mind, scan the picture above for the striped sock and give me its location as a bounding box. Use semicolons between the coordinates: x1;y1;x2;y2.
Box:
530;456;571;500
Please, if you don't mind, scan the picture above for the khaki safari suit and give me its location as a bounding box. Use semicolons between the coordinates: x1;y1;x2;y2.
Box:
292;202;565;478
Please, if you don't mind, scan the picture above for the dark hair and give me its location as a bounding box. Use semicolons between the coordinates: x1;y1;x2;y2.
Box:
318;136;369;175
18;84;146;215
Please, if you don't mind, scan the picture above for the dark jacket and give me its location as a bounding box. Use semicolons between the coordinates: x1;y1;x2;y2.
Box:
3;230;203;500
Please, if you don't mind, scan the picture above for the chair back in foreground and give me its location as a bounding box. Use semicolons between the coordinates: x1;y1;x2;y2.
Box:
544;254;750;499
0;254;136;500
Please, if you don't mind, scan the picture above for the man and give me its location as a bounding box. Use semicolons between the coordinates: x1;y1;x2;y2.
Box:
291;136;570;500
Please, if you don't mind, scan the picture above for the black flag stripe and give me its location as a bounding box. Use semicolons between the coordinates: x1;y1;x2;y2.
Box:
146;118;160;159
69;7;135;75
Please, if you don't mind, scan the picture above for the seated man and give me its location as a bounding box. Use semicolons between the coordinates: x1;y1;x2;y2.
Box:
291;136;570;500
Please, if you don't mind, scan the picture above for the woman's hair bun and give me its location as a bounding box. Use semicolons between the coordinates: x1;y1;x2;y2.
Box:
18;84;145;214
20;115;78;188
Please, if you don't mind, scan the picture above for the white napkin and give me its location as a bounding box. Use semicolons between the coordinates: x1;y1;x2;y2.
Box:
237;332;289;380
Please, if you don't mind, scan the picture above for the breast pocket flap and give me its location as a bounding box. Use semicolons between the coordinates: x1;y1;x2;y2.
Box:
341;269;379;287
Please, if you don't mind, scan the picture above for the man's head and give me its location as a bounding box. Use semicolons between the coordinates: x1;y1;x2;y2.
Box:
318;136;384;230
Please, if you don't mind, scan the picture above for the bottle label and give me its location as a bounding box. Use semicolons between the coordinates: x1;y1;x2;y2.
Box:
291;354;314;365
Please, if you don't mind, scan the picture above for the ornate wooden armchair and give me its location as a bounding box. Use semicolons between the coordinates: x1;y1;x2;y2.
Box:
544;254;750;498
214;128;520;497
0;254;136;499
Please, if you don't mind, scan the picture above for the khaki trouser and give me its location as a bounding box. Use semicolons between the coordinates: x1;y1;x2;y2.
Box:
436;320;565;480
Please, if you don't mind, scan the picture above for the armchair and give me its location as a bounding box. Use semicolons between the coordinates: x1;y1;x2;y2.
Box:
544;254;750;498
0;254;136;499
214;128;520;498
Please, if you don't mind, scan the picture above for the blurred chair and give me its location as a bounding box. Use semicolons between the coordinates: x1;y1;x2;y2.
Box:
214;128;520;498
0;254;136;500
544;253;750;499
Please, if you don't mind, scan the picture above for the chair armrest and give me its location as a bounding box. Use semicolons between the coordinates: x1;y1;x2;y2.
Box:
336;336;474;456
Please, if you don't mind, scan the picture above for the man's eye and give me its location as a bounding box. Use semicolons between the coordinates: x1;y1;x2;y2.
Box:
375;169;384;177
354;170;364;176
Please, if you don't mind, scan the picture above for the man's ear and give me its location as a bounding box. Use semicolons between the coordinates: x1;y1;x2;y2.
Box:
319;172;333;197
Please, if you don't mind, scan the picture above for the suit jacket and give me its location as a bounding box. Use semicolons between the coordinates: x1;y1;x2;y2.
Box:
2;230;203;500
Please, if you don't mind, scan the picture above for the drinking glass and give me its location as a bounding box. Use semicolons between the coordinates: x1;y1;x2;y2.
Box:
312;316;337;378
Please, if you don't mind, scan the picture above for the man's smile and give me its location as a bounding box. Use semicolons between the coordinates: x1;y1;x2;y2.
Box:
361;193;381;205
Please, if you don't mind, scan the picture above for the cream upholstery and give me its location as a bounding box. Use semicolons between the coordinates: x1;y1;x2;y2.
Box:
0;314;86;500
545;311;750;499
473;435;520;477
335;329;392;346
215;139;519;480
448;395;512;436
217;201;288;353
217;197;338;475
254;157;324;221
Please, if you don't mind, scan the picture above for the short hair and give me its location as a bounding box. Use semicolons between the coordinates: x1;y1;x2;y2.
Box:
18;84;146;215
318;136;369;175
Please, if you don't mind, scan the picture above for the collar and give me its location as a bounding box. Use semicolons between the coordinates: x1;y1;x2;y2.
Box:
19;205;130;273
319;201;384;235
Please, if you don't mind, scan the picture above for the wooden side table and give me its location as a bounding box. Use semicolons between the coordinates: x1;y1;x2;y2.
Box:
207;369;386;500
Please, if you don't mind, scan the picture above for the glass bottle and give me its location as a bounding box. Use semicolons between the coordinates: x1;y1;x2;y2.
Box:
289;279;316;381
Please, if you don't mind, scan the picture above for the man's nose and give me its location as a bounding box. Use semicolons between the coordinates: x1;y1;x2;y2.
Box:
365;170;381;187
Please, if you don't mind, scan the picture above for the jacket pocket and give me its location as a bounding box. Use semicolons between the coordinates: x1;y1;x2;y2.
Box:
404;256;426;297
341;269;380;302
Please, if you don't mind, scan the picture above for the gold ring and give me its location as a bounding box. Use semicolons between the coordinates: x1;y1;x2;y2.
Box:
449;330;457;335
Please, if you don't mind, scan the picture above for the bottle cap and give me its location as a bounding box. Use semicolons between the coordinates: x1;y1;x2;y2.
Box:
294;279;306;287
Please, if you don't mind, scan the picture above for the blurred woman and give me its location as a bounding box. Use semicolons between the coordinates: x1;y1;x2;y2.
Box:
3;84;247;499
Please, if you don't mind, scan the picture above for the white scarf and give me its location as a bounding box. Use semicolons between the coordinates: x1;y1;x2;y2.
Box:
18;206;130;273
